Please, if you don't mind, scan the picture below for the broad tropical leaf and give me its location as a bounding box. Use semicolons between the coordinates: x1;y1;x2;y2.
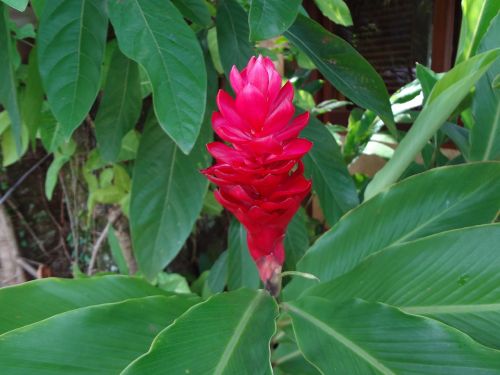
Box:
302;116;359;226
249;0;301;41
456;0;499;63
0;296;198;375
123;289;277;375
130;119;210;280
0;275;171;335
284;209;309;271
287;297;500;374
1;0;28;11
366;49;500;199
95;49;142;162
108;0;206;154
307;224;500;349
313;0;352;26
227;219;260;290
38;0;107;137
216;0;254;75
470;14;500;161
171;0;211;27
285;14;394;134
284;163;500;300
0;4;22;152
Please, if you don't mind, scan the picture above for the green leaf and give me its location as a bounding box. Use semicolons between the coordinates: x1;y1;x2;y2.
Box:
306;224;500;349
207;250;228;293
227;219;260;290
273;341;321;375
21;47;44;146
1;0;28;11
171;0;211;27
415;63;440;103
249;0;301;41
283;163;500;300
155;273;191;294
45;152;70;200
285;14;394;134
107;226;129;274
37;0;107;138
207;27;224;74
284;209;309;271
95;49;142;162
108;0;206;154
0;275;172;335
286;297;500;375
0;295;198;375
365;49;500;199
1;121;28;167
0;4;22;153
313;0;352;27
122;289;277;375
216;0;254;76
470;15;500;161
441;122;470;157
130;119;210;280
456;0;499;63
302;116;359;226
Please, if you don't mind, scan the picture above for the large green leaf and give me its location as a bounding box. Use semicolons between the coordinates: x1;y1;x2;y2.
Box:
130;119;210;280
108;0;206;154
123;289;278;374
227;219;260;290
216;0;254;75
21;48;44;146
284;209;309;271
286;297;500;374
365;49;500;199
171;0;211;27
307;224;500;349
1;0;28;11
38;0;107;138
470;15;500;161
249;0;301;41
302;117;359;226
95;49;142;162
456;0;499;63
0;4;22;152
285;14;394;134
283;163;500;300
0;275;171;335
313;0;352;26
0;295;197;374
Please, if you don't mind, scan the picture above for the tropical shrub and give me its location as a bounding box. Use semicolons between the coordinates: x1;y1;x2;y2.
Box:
0;0;499;374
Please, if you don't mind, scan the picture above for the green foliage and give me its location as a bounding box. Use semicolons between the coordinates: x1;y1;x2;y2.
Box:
130;118;210;280
285;14;395;134
38;0;107;138
123;289;277;375
284;163;500;300
108;0;207;154
470;14;500;161
249;0;301;41
1;1;500;373
227;219;260;290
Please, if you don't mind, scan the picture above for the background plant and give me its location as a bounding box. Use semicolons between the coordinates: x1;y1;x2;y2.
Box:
0;0;499;374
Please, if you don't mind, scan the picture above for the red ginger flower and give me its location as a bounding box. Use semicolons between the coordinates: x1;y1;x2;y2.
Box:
201;55;312;295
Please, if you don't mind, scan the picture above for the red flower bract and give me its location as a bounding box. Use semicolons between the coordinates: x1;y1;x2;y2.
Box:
201;55;312;294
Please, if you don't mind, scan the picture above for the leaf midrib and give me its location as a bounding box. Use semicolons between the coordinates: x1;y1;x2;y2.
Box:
213;293;263;375
403;303;500;315
133;0;181;128
152;145;177;265
287;303;395;375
